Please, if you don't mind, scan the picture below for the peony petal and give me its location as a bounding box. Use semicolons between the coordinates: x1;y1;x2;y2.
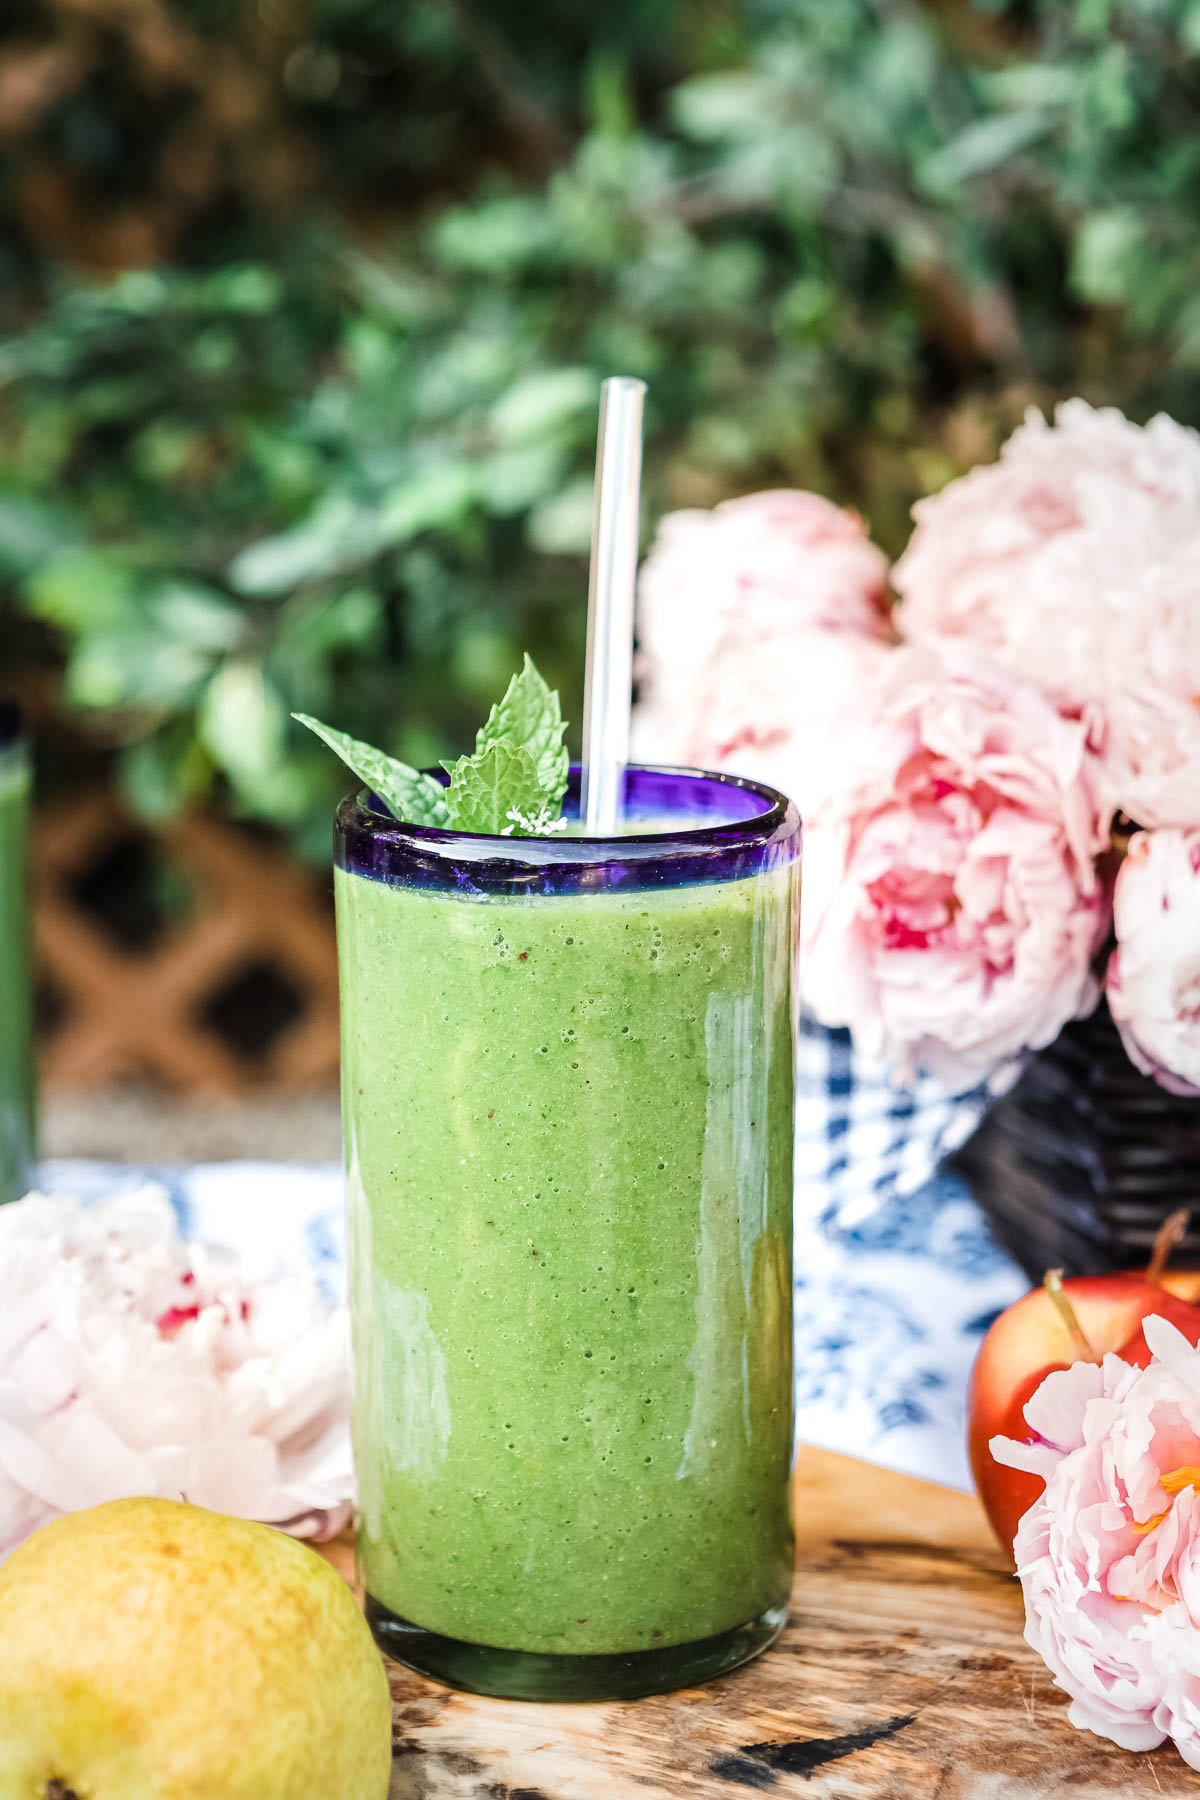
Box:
1144;1316;1200;1400
990;1433;1059;1482
1023;1359;1119;1452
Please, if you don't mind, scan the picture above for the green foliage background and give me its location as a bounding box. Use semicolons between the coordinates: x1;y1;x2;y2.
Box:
3;0;1200;854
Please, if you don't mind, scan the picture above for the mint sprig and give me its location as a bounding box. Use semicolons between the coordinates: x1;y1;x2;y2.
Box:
294;654;570;836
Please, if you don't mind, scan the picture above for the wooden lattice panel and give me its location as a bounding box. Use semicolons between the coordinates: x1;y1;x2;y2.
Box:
34;792;340;1093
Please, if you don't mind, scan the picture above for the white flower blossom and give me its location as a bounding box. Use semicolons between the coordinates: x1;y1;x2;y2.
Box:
500;803;569;837
0;1187;353;1560
993;1318;1200;1768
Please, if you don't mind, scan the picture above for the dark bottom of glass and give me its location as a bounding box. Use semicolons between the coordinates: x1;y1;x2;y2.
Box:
366;1595;788;1701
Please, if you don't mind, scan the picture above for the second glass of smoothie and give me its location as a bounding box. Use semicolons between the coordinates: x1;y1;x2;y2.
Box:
337;765;800;1700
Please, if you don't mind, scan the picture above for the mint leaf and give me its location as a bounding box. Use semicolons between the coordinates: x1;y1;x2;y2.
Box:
292;714;449;827
475;654;568;815
444;739;548;834
294;656;571;837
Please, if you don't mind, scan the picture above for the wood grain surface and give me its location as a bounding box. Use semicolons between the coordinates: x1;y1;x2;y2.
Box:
324;1446;1193;1798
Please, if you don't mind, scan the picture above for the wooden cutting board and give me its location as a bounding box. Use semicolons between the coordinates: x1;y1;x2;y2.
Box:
323;1446;1190;1798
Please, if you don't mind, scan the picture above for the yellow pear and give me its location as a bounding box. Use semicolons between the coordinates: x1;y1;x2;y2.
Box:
0;1498;392;1800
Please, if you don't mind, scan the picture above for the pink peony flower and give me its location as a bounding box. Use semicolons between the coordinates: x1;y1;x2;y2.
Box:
992;1316;1200;1768
629;486;892;774
653;627;894;816
893;400;1200;829
894;399;1200;707
0;1187;353;1561
1107;827;1200;1097
800;641;1110;1090
633;488;892;794
1098;547;1200;829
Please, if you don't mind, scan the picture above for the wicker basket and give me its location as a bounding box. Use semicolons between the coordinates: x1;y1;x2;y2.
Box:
952;997;1200;1284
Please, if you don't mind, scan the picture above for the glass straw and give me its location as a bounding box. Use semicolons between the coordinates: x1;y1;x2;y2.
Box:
581;376;646;836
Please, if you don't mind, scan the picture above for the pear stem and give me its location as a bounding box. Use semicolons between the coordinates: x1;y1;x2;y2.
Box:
1044;1268;1098;1363
1146;1209;1191;1288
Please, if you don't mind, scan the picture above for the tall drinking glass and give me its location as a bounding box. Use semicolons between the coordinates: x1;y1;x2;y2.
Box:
0;702;34;1207
336;766;800;1701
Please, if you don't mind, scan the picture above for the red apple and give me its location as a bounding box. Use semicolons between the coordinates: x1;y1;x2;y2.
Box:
1132;1268;1200;1306
968;1275;1200;1558
1117;1283;1200;1367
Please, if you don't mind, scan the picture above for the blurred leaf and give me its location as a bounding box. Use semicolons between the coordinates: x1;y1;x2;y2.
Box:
201;661;278;770
199;661;296;809
241;425;324;510
118;731;209;823
773;278;835;342
479;446;566;516
1071;208;1148;304
432;199;563;275
152;582;245;652
1074;41;1138;135
920;111;1052;189
199;265;282;313
981;65;1076;109
586;50;637;139
1172;293;1200;369
132;422;207;485
95;271;172;315
1074;0;1112;39
229;494;371;596
343;318;403;387
671;72;777;141
341;250;438;327
67;632;210;712
377;464;480;544
286;588;383;660
527;481;596;555
188;328;239;375
26;551;138;632
0;495;80;579
488;368;596;446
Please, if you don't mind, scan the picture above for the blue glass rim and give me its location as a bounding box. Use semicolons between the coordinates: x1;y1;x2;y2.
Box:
335;764;801;897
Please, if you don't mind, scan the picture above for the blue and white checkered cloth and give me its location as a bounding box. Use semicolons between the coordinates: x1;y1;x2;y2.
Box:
788;1010;1028;1487
794;1009;1019;1232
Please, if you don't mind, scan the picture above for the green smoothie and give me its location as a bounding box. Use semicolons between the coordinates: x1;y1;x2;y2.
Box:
0;730;34;1207
337;848;797;1664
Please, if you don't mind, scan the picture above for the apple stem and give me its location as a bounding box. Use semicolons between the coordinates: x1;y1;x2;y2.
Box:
1044;1268;1099;1362
1146;1209;1191;1288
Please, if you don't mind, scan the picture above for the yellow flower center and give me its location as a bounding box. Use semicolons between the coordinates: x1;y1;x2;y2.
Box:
1133;1467;1200;1536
